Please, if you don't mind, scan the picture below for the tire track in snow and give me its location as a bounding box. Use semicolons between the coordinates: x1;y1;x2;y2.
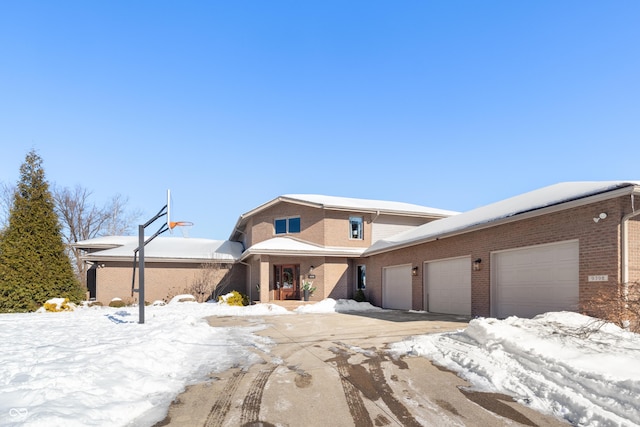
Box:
204;369;246;427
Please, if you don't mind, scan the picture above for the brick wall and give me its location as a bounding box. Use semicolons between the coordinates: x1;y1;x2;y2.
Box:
248;203;326;246
365;196;631;317
96;261;245;305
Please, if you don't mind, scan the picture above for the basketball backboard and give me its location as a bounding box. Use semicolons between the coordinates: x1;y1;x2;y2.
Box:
167;189;172;233
166;189;193;235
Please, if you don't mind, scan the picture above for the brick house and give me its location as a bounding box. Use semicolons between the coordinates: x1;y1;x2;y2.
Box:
362;181;640;318
76;194;454;305
74;236;245;304
229;194;456;304
77;181;640;319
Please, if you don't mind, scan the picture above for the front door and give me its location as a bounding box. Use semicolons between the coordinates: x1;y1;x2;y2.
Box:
274;264;299;300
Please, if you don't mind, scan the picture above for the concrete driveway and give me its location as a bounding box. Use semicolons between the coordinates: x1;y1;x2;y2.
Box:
156;310;567;427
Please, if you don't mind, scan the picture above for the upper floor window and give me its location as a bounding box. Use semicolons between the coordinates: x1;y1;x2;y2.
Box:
274;217;301;234
349;216;363;240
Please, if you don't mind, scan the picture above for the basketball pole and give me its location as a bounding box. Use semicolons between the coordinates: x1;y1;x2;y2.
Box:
133;204;169;324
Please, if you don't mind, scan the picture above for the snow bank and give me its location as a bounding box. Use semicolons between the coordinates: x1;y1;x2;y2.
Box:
390;312;640;426
294;298;383;313
0;302;286;426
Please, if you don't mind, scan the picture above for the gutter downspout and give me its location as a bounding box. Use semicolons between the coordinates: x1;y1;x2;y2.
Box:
621;192;640;297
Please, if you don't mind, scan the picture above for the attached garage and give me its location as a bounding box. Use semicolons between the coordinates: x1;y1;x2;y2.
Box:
492;240;579;318
424;256;471;315
382;264;412;310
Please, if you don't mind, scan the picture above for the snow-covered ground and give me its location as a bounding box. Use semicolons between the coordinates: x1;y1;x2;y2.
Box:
1;299;639;426
391;311;640;426
0;299;287;426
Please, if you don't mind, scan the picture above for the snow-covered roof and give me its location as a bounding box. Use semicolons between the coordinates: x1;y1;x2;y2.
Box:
78;236;243;263
240;237;365;261
278;194;459;217
74;235;140;249
365;181;640;256
231;194;459;240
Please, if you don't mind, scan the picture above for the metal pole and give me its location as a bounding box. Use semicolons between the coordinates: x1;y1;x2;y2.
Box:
138;224;145;324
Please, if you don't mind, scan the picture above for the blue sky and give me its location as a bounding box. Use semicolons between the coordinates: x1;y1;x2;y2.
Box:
1;1;639;239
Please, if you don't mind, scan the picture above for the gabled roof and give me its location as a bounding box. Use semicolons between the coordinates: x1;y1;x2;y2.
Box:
75;236;243;263
364;181;640;256
240;236;365;261
230;194;459;240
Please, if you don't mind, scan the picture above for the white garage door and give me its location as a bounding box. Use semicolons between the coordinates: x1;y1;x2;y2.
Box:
383;264;412;310
493;240;579;318
425;257;471;315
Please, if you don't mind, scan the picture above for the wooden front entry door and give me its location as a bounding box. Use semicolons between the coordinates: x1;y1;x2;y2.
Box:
275;264;299;300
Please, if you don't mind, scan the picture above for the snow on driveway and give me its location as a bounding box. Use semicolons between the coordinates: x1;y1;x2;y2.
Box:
390;311;640;426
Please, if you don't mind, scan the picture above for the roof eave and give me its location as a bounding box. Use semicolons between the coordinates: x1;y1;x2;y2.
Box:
364;184;637;257
81;255;238;263
240;248;365;262
229;196;454;240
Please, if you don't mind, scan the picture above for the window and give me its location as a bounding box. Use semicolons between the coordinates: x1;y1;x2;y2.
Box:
349;216;363;240
357;265;366;290
274;217;301;235
274;219;287;234
288;217;301;233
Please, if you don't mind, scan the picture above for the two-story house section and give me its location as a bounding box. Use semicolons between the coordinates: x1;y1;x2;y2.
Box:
229;194;458;304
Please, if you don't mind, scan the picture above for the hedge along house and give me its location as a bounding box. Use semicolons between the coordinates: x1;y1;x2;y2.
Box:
362;181;640;319
229;194;458;304
74;236;244;305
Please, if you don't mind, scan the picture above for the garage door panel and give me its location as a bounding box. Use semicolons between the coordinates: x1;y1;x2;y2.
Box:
425;257;471;316
383;265;412;310
494;241;578;318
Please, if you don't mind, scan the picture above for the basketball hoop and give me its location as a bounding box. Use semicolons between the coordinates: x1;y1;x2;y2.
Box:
169;221;194;238
166;191;193;237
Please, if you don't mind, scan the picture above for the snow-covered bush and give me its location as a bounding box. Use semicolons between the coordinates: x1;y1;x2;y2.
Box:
169;294;197;304
218;291;248;306
109;298;126;308
39;298;76;312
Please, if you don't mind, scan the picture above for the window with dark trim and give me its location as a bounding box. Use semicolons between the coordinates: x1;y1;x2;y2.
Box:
274;217;301;235
349;216;363;240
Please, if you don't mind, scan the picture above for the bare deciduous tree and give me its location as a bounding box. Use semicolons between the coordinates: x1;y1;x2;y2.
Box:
187;261;233;303
0;182;15;232
582;282;640;333
53;185;141;286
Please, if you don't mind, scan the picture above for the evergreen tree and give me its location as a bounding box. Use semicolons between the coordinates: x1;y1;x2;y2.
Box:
0;150;84;312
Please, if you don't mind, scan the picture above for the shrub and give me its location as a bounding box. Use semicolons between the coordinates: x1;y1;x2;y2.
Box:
42;298;75;312
169;294;197;304
354;289;367;303
301;281;316;294
109;299;126;308
582;281;640;333
219;290;248;306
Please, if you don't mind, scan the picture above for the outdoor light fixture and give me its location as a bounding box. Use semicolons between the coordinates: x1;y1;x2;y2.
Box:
412;266;418;276
593;212;608;223
309;265;314;272
473;258;482;271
